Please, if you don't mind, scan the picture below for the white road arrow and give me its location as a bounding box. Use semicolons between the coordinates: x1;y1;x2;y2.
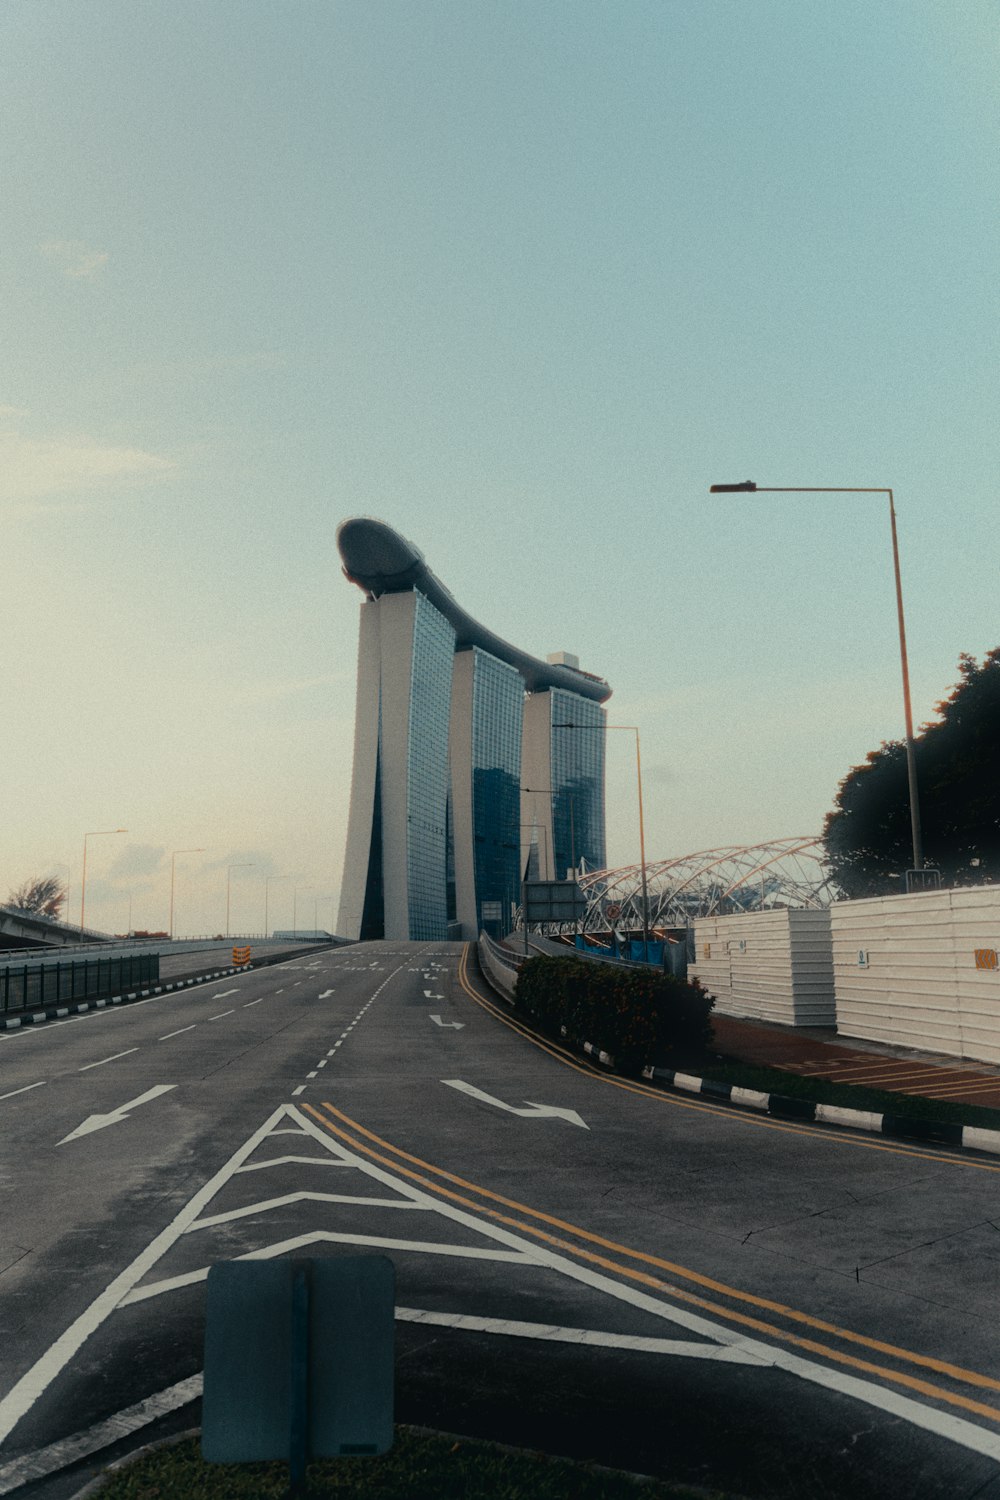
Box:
430;1015;465;1029
318;990;335;999
441;1079;589;1129
58;1085;177;1145
423;990;445;999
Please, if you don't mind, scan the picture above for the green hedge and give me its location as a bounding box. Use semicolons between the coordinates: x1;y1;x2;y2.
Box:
514;955;714;1071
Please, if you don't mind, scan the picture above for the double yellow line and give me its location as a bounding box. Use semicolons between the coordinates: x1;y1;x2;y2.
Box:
304;1095;1000;1424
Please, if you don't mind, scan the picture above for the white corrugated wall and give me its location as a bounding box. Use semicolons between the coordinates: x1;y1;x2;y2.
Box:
690;909;835;1026
831;887;1000;1063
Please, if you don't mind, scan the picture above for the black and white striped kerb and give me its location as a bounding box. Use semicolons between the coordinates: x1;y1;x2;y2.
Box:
640;1064;1000;1157
1;967;244;1030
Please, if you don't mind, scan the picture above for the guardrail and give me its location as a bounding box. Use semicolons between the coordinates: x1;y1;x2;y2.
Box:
0;952;160;1014
477;932;522;1000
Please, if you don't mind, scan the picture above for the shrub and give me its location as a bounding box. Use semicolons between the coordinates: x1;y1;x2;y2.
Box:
514;956;714;1070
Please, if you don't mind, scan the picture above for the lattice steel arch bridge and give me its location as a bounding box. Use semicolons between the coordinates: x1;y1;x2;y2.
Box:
575;836;841;935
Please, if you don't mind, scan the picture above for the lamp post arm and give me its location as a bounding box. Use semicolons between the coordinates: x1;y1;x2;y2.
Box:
710;482;923;874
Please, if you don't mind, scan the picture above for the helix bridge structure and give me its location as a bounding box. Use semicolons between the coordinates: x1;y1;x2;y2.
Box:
574;836;841;937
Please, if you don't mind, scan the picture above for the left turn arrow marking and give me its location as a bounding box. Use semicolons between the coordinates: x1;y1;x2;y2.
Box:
58;1085;177;1145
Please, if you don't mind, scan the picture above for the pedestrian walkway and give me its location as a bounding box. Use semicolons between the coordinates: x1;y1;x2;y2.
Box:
711;1013;1000;1109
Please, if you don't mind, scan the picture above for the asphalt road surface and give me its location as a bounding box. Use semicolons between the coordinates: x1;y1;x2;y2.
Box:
1;940;999;1499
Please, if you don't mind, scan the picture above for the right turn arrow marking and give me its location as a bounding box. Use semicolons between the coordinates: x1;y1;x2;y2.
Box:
441;1079;589;1129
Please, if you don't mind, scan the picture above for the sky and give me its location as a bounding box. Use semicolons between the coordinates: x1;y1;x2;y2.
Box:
3;0;997;939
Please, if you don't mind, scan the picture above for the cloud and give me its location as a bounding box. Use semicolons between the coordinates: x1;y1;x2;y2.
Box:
108;845;167;880
0;427;174;506
39;239;109;279
241;673;352;705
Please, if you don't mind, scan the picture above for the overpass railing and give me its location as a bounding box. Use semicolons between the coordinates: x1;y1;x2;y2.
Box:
0;952;160;1014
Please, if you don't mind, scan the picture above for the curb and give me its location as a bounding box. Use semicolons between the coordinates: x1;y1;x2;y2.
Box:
68;1428;201;1499
638;1063;1000;1156
1;943;338;1033
0;968;249;1030
473;943;1000;1159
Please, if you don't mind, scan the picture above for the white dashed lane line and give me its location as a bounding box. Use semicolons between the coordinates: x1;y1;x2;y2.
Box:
159;1026;195;1041
78;1048;139;1072
243;1000;263;1008
209;1011;235;1021
0;1081;46;1101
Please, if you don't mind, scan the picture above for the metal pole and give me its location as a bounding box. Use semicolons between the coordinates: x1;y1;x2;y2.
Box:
80;836;88;933
634;729;651;959
709;483;925;875
887;490;923;870
169;853;177;939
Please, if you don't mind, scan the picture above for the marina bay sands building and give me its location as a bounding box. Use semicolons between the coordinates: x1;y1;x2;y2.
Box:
336;518;611;942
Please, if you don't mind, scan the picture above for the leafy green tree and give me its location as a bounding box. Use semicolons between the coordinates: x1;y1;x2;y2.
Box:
823;648;1000;896
7;875;68;918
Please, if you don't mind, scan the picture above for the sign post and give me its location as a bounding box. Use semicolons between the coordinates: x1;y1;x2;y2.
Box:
202;1256;395;1495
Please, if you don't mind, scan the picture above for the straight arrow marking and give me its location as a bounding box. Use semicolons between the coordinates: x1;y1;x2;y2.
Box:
58;1085;177;1145
441;1079;588;1129
430;1015;464;1029
318;990;335;999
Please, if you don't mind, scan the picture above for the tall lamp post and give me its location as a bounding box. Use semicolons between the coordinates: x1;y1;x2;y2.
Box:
265;874;292;940
516;824;551;956
314;894;332;935
552;722;651;959
521;788;577;877
226;863;255;940
81;828;128;933
709;481;924;875
170;848;205;940
293;885;313;939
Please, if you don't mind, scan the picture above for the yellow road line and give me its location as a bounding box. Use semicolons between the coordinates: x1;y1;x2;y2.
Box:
456;947;1000;1175
304;1099;1000;1422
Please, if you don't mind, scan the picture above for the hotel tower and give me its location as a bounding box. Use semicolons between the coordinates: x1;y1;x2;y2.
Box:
336;519;611;942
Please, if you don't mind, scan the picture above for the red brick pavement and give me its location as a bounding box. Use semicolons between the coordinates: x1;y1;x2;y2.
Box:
711;1014;1000;1109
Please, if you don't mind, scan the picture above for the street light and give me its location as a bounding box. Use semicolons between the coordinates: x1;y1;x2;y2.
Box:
226;863;255;939
521;788;577;879
709;481;924;874
314;893;333;935
81;828;128;932
293;886;313;938
170;848;205;939
516;823;551;956
552;723;651;958
264;874;292;940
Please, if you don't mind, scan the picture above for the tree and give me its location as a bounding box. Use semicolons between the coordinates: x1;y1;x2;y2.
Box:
823;648;1000;896
7;875;68;918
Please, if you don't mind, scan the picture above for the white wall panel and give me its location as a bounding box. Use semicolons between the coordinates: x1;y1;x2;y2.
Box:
690;909;834;1026
830;887;1000;1063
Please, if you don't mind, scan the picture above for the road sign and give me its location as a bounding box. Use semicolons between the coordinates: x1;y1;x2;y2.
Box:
232;945;251;966
522;880;586;923
202;1256;395;1475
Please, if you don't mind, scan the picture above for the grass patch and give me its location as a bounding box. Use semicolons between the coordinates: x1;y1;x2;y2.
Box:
89;1428;727;1499
696;1057;1000;1130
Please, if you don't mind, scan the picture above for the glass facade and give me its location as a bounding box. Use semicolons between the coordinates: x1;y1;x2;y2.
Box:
405;591;456;939
549;689;606;876
470;649;523;935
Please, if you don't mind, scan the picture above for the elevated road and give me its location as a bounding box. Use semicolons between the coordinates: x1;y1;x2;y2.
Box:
1;942;999;1498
